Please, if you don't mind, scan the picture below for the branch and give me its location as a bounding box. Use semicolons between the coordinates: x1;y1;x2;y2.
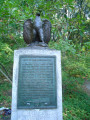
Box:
0;63;12;84
0;68;12;84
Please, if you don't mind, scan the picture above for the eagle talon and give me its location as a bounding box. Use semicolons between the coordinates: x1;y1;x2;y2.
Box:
38;42;48;47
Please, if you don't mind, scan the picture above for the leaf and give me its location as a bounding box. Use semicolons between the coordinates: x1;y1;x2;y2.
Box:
80;32;83;37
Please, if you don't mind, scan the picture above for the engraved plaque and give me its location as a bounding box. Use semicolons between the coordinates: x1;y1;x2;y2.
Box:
17;56;57;109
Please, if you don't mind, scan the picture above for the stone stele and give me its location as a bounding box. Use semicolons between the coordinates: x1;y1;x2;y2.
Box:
11;47;62;120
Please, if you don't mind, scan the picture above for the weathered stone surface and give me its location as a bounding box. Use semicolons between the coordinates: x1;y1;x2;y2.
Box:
11;47;62;120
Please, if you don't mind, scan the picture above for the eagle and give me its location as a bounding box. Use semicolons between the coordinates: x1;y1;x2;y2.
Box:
23;13;51;46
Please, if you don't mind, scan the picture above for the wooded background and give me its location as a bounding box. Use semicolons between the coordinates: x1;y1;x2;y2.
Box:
0;0;90;119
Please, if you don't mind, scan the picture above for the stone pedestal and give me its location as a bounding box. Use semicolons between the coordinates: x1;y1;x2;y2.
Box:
11;47;62;120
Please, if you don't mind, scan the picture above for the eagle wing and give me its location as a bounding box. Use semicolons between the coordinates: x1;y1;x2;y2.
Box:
42;19;51;44
23;19;34;44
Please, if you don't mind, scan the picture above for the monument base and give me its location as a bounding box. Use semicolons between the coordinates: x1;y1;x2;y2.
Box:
11;46;62;120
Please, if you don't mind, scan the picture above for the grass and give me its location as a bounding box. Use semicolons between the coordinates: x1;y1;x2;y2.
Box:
63;76;90;120
0;76;12;108
63;91;90;120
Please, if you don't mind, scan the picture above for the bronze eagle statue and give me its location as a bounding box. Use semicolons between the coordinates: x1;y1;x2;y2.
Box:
23;13;51;46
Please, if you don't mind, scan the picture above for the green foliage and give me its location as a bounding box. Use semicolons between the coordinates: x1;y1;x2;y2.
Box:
0;78;11;107
62;54;90;78
49;39;76;55
63;90;90;120
62;72;90;119
0;41;13;74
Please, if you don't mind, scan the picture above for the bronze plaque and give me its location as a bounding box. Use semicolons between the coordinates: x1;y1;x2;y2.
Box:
17;56;57;109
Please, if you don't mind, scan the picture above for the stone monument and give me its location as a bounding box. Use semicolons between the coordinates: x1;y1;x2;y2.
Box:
11;14;62;120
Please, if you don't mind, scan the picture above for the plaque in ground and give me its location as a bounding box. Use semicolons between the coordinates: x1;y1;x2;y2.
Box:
11;47;62;120
17;56;57;109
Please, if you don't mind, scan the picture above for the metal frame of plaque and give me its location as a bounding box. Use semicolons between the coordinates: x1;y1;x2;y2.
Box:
17;56;57;109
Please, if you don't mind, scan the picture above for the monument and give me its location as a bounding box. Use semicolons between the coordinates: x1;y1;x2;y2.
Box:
11;14;62;120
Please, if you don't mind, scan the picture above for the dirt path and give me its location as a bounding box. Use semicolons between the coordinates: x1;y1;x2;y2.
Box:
83;80;90;96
